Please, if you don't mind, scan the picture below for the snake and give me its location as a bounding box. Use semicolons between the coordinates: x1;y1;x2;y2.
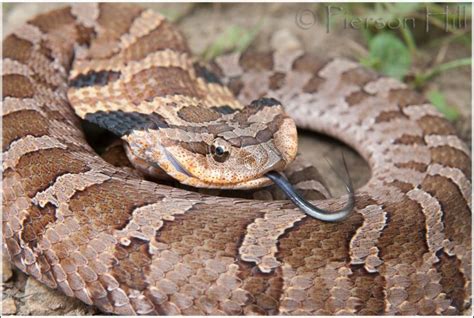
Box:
2;3;471;315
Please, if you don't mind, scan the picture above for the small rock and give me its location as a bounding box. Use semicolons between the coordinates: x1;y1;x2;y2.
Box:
21;277;96;315
271;29;303;52
2;257;13;282
4;3;61;34
2;298;17;315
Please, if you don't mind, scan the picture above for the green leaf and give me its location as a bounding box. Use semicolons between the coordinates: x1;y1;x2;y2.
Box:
364;32;412;80
415;58;471;87
235;26;260;53
202;24;260;61
427;90;460;121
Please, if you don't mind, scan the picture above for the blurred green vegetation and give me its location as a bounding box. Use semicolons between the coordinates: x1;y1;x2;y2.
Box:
427;90;460;121
319;2;471;120
3;2;13;12
200;3;470;121
6;3;470;121
202;24;262;61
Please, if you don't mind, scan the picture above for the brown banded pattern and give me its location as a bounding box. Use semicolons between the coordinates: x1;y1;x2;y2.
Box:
2;3;471;316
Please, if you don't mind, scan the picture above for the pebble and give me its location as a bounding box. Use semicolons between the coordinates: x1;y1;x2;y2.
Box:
23;278;96;315
271;29;303;52
2;257;13;282
2;298;17;315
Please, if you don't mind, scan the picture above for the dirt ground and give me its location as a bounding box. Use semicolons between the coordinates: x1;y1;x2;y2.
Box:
2;3;472;315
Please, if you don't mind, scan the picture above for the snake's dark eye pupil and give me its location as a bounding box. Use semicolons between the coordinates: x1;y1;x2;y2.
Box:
215;146;225;156
211;145;229;163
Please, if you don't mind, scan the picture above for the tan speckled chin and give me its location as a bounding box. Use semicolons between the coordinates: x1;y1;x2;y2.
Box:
123;132;287;190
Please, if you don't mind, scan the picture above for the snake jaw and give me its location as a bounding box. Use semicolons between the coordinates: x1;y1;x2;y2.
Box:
123;130;293;190
152;144;285;189
161;146;193;178
121;98;298;189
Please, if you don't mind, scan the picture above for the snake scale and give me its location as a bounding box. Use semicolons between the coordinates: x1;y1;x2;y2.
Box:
2;3;471;315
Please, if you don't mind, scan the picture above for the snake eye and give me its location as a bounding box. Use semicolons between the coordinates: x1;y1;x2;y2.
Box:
215;146;225;156
210;144;230;163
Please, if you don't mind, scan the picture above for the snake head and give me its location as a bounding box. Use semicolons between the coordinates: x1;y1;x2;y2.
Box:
120;98;298;189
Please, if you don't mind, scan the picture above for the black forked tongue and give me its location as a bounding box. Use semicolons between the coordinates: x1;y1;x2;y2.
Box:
265;153;355;222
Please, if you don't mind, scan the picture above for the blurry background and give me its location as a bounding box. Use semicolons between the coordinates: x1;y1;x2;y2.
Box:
2;3;472;315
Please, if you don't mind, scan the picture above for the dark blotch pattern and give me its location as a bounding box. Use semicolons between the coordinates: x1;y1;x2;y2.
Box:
268;72;286;91
421;175;471;254
177;141;209;156
340;67;379;87
387;88;426;108
211;105;236;115
154;202;264;314
97;4;144;38
177;106;221;123
302;75;324;94
69;70;121;88
277;213;364;314
3;110;50;151
346;91;372;106
417;116;457;136
239;51;274;72
394;161;427;172
85;111;169;137
249;97;280;109
15;148;91;198
120;20;189;62
430;146;471;179
38;40;56;62
377;199;429;265
193;63;222;84
292;54;327;74
124;66;199;105
226;114;284;147
237;261;284;315
375;111;407;123
349;265;385;315
388;180;414;193
393;135;426;145
3;74;35;99
435;250;466;314
87;4;144;60
68;180;159;232
28;7;76;33
227;77;244;96
206;123;234;135
112;238;152;291
3;34;34;64
21;203;57;250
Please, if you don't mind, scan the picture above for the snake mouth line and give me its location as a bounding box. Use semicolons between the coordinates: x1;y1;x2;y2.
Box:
161;146;193;178
160;147;287;189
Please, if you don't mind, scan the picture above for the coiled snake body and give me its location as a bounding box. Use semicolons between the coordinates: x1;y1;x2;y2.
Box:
2;3;471;315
